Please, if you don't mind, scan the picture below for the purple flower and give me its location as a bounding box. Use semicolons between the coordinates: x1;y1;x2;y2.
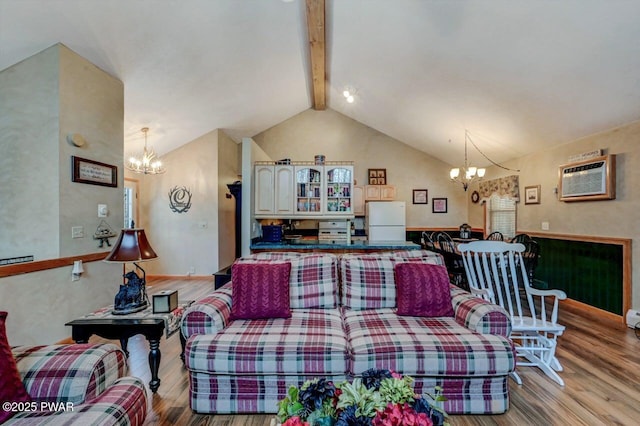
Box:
299;378;336;413
335;406;373;426
361;369;393;390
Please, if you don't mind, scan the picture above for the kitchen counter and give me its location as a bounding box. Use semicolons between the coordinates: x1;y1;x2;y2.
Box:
251;240;421;252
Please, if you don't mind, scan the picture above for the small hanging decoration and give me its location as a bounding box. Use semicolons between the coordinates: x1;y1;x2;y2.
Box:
169;186;192;213
93;220;117;248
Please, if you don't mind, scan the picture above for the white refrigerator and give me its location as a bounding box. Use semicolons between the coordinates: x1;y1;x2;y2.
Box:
367;201;406;241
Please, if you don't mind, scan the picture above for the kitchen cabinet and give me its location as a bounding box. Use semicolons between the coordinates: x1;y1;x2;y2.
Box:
325;165;353;216
380;185;397;200
353;186;365;216
365;185;396;201
254;164;275;215
274;165;294;214
254;164;294;215
295;165;323;215
254;162;354;218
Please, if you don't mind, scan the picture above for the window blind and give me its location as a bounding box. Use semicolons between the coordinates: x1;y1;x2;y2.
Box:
488;195;516;238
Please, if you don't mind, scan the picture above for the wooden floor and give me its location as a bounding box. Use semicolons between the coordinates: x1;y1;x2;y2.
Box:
88;277;640;426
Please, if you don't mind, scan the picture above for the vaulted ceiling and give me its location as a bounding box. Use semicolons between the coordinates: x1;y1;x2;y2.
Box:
1;0;639;167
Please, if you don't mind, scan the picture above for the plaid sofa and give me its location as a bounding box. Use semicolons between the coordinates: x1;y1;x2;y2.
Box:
181;251;516;415
6;343;147;425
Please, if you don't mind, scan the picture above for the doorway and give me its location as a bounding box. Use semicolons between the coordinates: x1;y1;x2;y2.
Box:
124;178;139;229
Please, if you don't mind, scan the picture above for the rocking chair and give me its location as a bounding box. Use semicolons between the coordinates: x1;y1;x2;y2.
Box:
458;240;567;386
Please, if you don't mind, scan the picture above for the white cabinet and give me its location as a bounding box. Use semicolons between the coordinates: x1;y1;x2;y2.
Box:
254;164;275;215
380;185;397;200
365;185;396;201
274;165;294;214
295;166;323;214
325;165;353;216
255;162;354;218
353;185;365;216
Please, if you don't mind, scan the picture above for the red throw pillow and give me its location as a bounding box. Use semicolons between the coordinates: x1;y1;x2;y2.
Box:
230;262;292;320
394;263;455;317
0;312;32;423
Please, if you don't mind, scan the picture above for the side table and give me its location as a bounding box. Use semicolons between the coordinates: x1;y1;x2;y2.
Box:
65;300;192;393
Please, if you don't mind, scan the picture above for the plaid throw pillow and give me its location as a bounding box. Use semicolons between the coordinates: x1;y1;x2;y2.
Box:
394;263;454;317
230;263;292;319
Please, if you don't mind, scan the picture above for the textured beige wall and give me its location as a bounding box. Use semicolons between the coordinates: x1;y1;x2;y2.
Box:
251;108;467;227
58;45;125;257
139;130;220;276
0;44;124;345
2;261;122;346
468;120;640;309
0;45;60;260
217;132;240;268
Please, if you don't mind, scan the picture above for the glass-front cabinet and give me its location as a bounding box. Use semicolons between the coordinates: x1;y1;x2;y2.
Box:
325;165;353;215
255;161;354;218
295;166;323;214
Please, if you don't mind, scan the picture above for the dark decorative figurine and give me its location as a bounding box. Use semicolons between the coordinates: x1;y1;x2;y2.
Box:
113;270;148;315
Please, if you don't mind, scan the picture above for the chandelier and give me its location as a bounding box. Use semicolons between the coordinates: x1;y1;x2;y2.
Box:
449;130;486;191
126;127;166;175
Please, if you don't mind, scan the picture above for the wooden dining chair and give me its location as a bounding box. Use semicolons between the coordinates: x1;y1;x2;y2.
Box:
436;232;468;290
511;233;533;244
486;231;505;241
421;231;436;251
458;240;567;386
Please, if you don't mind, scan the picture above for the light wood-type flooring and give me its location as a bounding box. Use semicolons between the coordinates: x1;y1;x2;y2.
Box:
86;277;640;425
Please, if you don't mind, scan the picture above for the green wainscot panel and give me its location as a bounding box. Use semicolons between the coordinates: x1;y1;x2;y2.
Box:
533;238;623;315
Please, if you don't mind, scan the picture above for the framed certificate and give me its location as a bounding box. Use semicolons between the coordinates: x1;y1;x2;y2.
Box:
72;156;118;187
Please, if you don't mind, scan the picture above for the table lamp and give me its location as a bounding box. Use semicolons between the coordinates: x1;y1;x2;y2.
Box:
104;228;158;315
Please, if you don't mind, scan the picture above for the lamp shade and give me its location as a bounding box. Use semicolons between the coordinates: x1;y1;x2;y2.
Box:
104;229;158;263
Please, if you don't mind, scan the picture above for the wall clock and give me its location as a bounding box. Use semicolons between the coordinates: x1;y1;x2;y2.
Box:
471;190;480;204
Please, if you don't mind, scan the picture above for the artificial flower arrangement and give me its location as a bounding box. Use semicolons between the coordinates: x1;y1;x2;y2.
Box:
276;369;448;426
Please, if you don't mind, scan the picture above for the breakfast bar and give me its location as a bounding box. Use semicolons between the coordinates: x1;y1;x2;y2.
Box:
250;240;421;253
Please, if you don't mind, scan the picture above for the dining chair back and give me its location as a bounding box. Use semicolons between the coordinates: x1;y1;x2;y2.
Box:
435;232;467;290
421;231;435;250
458;240;567;386
511;233;533;244
486;231;505;241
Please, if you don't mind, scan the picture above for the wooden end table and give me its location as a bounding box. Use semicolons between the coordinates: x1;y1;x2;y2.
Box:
65;300;192;393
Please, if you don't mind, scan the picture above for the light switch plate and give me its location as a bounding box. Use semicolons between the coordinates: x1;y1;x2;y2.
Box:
72;226;84;238
98;204;108;217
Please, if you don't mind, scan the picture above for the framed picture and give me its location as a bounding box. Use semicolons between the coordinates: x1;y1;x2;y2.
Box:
71;156;118;187
413;189;428;204
368;168;386;185
432;197;448;213
524;185;541;204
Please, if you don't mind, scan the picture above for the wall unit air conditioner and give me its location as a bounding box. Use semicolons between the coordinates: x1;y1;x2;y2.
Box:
558;155;615;202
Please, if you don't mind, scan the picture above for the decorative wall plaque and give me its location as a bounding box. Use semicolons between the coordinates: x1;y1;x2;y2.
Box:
71;156;117;187
169;186;192;213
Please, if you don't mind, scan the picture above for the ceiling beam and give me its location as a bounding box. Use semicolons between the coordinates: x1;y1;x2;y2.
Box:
306;0;326;110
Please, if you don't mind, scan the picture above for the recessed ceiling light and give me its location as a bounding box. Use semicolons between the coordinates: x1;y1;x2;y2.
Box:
343;87;357;103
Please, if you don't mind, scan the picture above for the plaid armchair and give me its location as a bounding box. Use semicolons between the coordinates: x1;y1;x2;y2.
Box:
6;343;147;425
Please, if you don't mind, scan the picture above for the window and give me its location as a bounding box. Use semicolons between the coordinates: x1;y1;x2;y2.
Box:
486;194;516;239
124;179;138;229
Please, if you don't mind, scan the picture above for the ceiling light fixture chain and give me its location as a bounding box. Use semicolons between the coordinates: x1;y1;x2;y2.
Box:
126;127;166;175
466;132;520;173
450;129;518;191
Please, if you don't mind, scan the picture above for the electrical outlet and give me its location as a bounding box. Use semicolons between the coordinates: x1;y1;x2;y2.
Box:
71;226;84;238
541;221;550;231
189;266;196;274
98;204;108;217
